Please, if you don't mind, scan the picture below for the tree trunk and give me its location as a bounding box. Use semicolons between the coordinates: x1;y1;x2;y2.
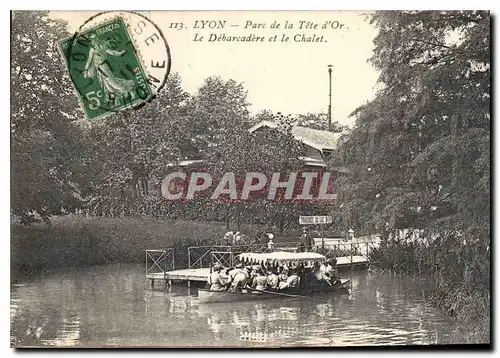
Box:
139;179;144;196
236;205;241;231
136;181;141;198
131;180;138;200
278;213;285;235
139;179;146;196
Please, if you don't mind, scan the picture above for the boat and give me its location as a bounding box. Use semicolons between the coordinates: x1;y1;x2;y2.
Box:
198;279;350;304
198;251;351;303
287;278;351;295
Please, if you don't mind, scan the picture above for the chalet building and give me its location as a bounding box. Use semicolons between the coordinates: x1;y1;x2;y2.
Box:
160;121;348;200
166;121;347;172
248;120;348;173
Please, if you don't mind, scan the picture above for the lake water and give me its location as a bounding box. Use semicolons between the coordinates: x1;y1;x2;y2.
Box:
11;264;458;347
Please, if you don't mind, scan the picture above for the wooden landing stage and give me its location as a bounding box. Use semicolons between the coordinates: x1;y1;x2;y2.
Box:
337;255;369;267
146;254;369;287
146;267;210;284
146;240;377;287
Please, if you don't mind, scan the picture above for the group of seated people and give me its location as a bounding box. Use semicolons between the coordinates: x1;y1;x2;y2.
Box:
207;259;340;293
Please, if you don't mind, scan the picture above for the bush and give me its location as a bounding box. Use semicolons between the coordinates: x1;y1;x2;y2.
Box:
11;215;248;278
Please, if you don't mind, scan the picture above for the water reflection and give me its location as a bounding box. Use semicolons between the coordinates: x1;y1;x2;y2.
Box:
11;264;454;347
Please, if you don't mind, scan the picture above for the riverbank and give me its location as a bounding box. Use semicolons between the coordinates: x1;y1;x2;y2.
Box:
11;215;303;280
11;216;246;279
368;238;490;344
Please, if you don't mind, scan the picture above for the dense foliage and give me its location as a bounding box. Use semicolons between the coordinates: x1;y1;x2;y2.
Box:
334;11;490;240
333;11;490;343
11;11;87;223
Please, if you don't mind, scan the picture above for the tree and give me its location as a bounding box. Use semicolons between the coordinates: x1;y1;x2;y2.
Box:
186;76;251;157
84;73;191;215
253;110;347;133
11;11;86;223
334;11;490;239
295;112;347;133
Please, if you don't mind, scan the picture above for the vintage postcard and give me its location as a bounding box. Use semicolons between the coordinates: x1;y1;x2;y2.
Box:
10;10;490;348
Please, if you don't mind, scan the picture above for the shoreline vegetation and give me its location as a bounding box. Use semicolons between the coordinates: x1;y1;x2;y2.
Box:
11;215;308;281
369;238;490;344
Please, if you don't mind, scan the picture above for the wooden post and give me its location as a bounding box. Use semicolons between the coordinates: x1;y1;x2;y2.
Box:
321;224;325;253
163;250;167;282
350;242;353;272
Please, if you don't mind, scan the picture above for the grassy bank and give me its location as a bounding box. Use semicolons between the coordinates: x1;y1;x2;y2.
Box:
11;215;271;279
369;237;490;344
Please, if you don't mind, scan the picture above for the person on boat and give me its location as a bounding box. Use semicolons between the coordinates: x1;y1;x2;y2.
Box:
325;259;341;285
302;265;316;289
266;269;279;290
313;261;332;286
277;265;288;279
229;263;249;291
296;263;307;289
279;268;301;290
246;266;258;287
222;267;233;284
324;259;335;275
220;267;233;287
277;267;290;289
251;266;268;291
208;264;226;291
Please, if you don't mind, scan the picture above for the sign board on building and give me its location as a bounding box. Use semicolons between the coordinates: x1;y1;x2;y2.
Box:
299;216;333;225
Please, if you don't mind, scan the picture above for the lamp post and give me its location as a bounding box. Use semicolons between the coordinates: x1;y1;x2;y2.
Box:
328;65;333;132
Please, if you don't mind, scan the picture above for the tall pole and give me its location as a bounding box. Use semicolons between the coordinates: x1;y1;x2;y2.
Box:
328;65;333;132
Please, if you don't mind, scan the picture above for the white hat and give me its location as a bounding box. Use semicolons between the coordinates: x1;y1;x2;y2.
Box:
268;233;274;239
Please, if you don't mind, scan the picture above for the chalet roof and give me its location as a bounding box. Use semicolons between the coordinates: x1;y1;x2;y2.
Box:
248;120;342;152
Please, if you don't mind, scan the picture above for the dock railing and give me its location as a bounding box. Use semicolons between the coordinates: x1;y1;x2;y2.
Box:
187;245;216;269
186;239;381;270
188;244;269;269
145;249;175;279
313;239;381;262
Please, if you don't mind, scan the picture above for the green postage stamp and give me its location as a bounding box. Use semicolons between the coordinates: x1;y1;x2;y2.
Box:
59;17;152;120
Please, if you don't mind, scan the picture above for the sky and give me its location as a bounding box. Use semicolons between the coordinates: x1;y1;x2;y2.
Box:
51;11;381;127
